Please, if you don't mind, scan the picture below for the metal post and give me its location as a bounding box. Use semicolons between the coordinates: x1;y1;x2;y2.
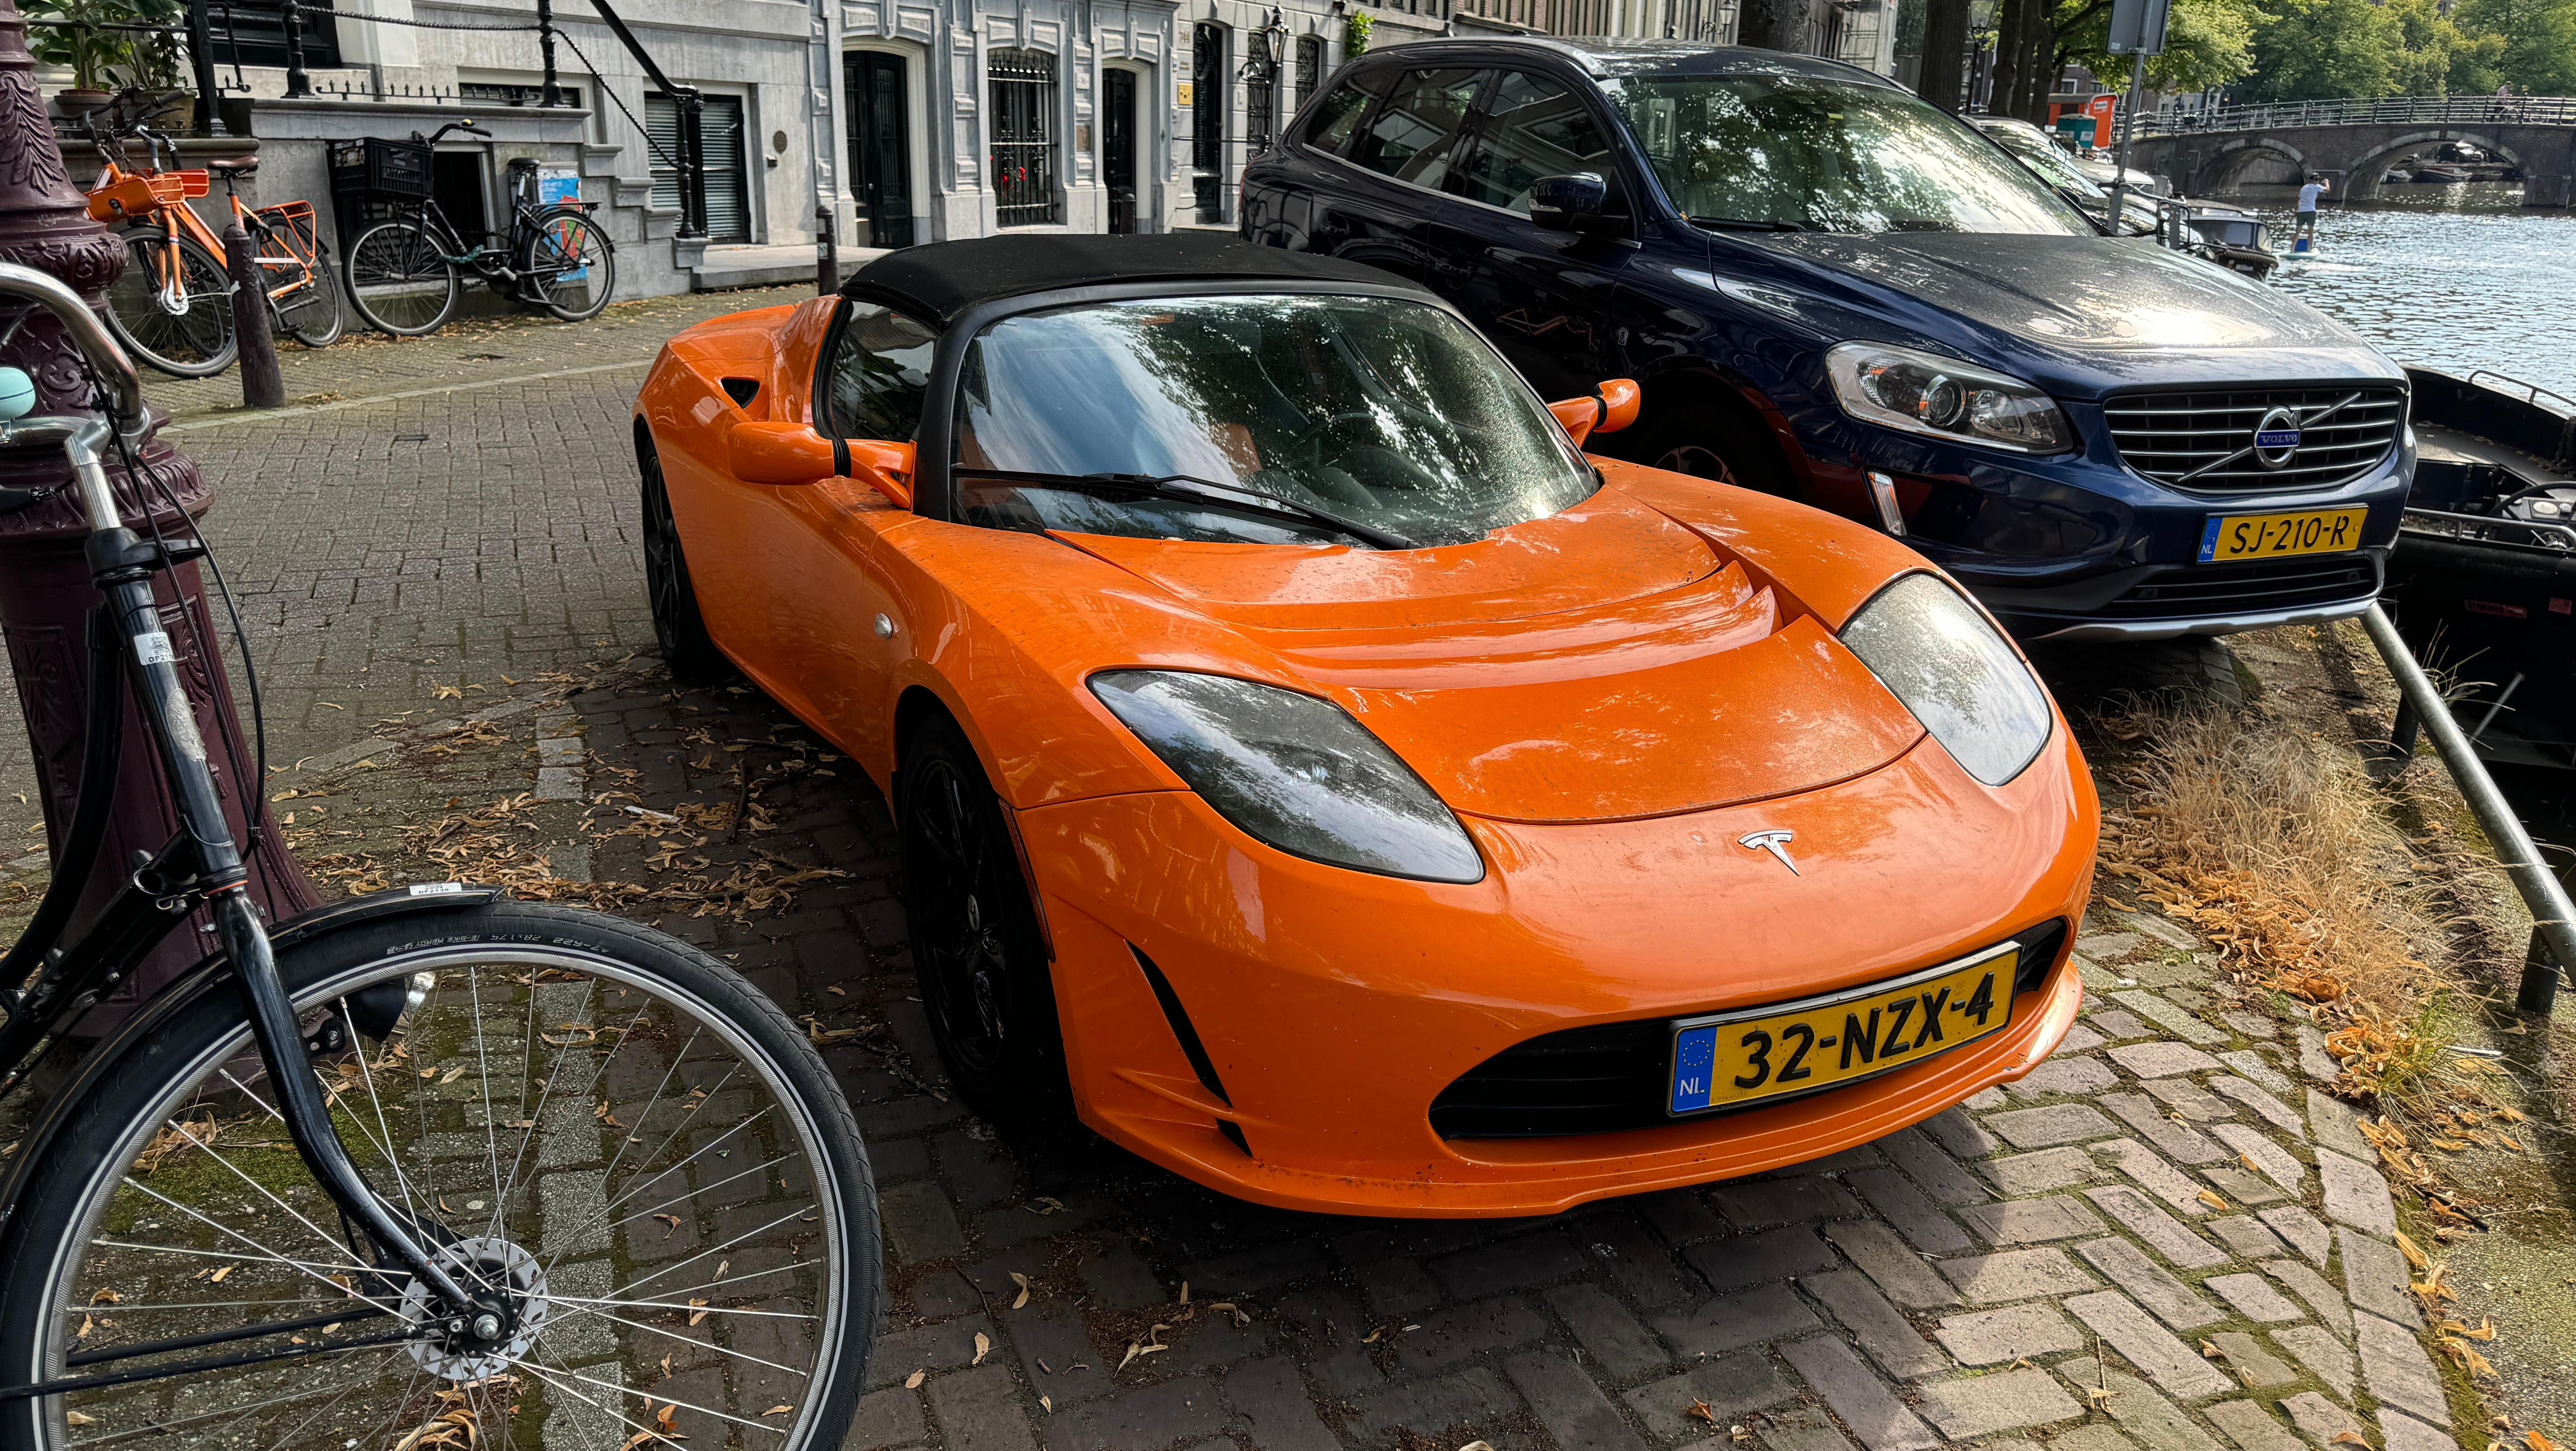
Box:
2106;48;2146;235
221;220;281;409
536;0;562;107
279;0;310;98
0;0;317;1028
2360;605;2576;1013
679;92;707;240
184;0;228;136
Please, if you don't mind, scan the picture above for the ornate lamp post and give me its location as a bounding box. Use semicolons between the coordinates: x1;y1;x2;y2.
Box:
0;0;316;1026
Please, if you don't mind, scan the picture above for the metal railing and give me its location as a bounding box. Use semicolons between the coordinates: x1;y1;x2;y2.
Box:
2134;93;2576;137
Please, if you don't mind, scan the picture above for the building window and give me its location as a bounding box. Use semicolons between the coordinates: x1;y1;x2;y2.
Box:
459;81;586;109
207;0;343;69
988;48;1060;228
1192;23;1227;222
1295;35;1323;111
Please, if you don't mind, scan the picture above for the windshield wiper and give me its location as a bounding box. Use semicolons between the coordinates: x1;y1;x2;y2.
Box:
1691;215;1806;232
956;467;1419;551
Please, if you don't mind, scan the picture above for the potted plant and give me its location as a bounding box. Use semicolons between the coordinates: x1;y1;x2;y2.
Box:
27;0;186;114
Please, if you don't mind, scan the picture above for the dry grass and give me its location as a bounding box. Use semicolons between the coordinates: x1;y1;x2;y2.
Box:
2096;701;2459;1106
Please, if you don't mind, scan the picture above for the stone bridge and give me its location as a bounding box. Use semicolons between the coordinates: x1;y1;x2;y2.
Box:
2124;94;2576;201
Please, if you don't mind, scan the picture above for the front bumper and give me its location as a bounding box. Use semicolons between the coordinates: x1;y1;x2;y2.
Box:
1788;403;2412;640
1014;728;2097;1217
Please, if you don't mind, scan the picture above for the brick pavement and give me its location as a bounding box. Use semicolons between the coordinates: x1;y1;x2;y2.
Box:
460;659;2469;1451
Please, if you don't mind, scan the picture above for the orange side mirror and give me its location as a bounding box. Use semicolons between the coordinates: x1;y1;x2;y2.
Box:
1595;377;1641;435
1549;378;1644;447
847;439;916;511
729;420;837;485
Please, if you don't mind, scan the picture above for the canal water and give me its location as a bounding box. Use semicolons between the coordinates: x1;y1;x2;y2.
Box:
2235;182;2576;396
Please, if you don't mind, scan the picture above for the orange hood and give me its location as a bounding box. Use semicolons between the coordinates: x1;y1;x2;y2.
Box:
1058;488;1926;823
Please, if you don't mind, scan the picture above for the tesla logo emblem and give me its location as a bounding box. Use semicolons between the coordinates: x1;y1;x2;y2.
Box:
1739;829;1800;876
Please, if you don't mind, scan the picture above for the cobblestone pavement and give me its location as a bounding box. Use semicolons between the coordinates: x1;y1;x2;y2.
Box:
0;312;2503;1451
267;653;2465;1451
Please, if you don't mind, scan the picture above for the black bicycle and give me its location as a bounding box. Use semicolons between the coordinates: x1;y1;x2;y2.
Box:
343;122;618;337
0;264;874;1451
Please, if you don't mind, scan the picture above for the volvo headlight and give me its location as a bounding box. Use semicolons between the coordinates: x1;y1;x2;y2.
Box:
1841;574;2054;786
1089;671;1484;884
1825;341;2073;453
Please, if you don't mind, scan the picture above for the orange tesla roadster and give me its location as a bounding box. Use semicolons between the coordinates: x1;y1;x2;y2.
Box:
632;233;2098;1217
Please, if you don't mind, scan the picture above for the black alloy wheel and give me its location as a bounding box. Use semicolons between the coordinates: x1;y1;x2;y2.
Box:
638;429;725;678
897;715;1070;1122
1650;442;1742;484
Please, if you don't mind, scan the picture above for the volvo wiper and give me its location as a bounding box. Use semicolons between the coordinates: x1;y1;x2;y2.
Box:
1691;215;1806;232
956;468;1418;550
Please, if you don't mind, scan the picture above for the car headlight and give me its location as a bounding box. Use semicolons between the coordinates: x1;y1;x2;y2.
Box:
1825;341;2073;453
1088;671;1485;884
1840;574;2054;786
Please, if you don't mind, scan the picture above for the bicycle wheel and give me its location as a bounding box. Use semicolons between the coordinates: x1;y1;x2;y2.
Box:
255;217;346;349
102;231;237;378
520;208;616;322
344;218;460;337
0;898;879;1451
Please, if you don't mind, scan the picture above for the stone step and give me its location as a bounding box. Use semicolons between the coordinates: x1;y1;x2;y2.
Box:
691;242;894;291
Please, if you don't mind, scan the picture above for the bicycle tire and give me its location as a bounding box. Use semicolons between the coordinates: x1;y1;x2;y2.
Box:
253;214;346;349
344;217;460;337
520;207;617;322
101;230;237;378
0;897;880;1451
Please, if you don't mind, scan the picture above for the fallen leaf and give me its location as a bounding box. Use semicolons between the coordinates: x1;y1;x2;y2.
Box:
1180;1282;1191;1305
1011;1271;1031;1311
1040;1394;1054;1412
904;1371;925;1390
89;1288;121;1304
1119;1341;1142;1371
64;1413;95;1426
209;1265;232;1284
687;1298;709;1326
2086;1386;2116;1410
1687;1399;1717;1425
2200;1339;2224;1360
1459;1443;1496;1451
2526;1434;2560;1451
972;1332;990;1366
2331;1433;2370;1447
2196;1188;2229;1211
654;1213;681;1236
2439;1318;2498;1342
1362;1329;1382;1344
2396;1232;2429;1271
441;1065;468;1086
762;1407;791;1417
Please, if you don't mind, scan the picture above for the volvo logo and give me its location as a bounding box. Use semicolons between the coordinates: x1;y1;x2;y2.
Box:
1738;829;1800;876
2252;406;2304;469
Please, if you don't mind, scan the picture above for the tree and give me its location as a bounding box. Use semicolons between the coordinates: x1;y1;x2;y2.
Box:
1917;0;1972;107
2236;0;2401;99
2452;0;2576;93
2052;0;2264;96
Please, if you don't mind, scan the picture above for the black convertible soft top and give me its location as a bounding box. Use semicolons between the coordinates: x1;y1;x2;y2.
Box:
838;233;1418;326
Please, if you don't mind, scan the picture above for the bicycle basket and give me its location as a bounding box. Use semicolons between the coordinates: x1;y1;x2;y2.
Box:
256;198;321;258
85;174;159;223
150;170;211;202
328;135;434;200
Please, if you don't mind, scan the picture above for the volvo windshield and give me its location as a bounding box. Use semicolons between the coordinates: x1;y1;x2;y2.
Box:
952;294;1596;549
1603;72;2095;236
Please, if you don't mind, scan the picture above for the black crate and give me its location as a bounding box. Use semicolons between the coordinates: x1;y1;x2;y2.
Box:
328;135;433;200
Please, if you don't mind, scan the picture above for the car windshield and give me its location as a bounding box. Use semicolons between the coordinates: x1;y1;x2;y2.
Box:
1977;123;2107;197
1601;73;2093;236
951;294;1595;549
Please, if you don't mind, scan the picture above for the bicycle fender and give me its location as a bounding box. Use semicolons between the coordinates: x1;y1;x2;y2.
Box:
0;882;508;1229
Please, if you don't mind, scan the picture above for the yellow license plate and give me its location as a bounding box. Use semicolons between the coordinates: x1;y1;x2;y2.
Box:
2198;506;2368;562
1668;944;2018;1115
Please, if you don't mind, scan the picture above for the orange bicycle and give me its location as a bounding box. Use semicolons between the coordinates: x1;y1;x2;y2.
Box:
83;92;344;377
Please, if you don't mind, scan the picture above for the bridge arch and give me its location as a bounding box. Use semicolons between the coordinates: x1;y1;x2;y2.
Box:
2340;130;2525;199
2192;137;2308;195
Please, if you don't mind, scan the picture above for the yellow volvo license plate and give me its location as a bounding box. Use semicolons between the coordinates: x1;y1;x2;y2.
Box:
2198;507;2368;563
1668;944;2019;1115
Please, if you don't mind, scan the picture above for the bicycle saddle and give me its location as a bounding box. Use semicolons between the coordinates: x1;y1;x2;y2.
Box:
205;156;258;175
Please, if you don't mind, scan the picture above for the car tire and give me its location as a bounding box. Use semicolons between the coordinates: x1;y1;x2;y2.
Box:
639;426;728;680
898;713;1074;1124
1609;381;1804;501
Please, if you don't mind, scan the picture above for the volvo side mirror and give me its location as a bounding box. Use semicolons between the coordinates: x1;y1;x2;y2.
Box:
1530;173;1613;235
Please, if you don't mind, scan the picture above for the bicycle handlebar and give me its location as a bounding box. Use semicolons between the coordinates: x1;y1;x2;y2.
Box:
0;263;144;436
418;120;493;145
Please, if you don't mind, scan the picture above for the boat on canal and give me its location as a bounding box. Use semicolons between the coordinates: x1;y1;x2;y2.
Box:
2384;367;2576;774
2175;200;2280;278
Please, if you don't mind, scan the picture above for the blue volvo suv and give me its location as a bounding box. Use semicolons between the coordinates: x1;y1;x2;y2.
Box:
1239;40;2414;639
